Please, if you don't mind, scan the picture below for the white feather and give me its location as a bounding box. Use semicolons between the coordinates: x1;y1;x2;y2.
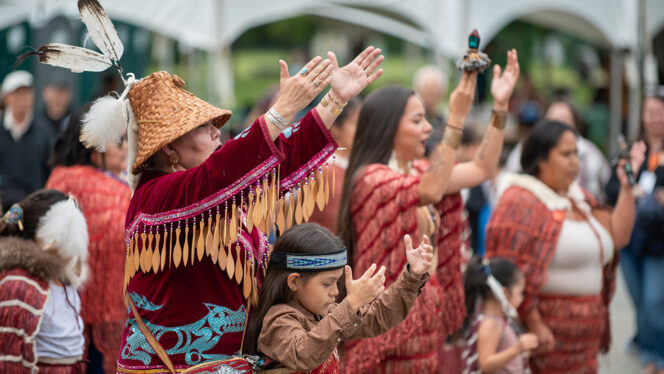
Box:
78;0;124;62
80;95;128;151
36;199;89;264
486;274;519;320
36;43;112;73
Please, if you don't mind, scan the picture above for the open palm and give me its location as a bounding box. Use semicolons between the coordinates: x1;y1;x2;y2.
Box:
491;49;520;106
329;47;384;103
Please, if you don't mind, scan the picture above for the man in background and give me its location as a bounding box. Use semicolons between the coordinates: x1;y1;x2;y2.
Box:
413;65;447;156
0;71;53;211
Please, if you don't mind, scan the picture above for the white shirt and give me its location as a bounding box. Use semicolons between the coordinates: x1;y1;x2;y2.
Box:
3;108;32;141
541;215;614;295
35;283;85;359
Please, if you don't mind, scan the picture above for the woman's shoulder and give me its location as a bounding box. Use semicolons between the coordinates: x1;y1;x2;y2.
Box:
355;163;417;188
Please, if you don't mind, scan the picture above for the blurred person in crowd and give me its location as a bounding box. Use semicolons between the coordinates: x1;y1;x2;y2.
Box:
505;97;611;201
413;65;447;156
308;97;361;234
605;90;664;374
0;71;53;212
35;79;73;137
45;103;130;374
339;49;520;373
486;120;645;374
0;189;89;373
458;127;486;254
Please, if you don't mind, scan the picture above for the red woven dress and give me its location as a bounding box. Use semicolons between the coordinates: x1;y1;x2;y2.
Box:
485;175;617;374
46;165;131;374
342;160;467;373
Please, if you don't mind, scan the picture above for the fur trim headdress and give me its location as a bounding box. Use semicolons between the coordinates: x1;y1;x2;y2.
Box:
35;196;90;288
26;0;231;191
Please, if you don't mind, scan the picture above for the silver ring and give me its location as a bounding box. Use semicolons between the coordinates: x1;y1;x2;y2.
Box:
314;80;320;87
299;67;308;75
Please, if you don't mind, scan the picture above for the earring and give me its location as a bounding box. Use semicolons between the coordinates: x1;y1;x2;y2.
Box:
169;153;179;172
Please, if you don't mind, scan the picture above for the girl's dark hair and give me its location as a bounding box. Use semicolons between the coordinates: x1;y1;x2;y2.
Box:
332;97;362;129
455;256;522;339
50;102;94;168
337;86;415;262
244;223;345;355
520;120;577;176
0;189;68;240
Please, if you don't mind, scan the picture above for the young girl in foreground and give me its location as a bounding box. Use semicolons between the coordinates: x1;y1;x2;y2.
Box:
460;257;539;374
245;223;433;373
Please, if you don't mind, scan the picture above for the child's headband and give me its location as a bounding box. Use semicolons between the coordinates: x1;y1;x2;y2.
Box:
269;248;347;272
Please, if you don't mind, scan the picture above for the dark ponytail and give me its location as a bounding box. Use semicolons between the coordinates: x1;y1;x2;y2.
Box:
454;256;521;340
0;190;69;240
244;223;346;355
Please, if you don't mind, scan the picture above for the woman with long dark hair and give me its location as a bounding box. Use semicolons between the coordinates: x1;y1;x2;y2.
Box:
605;92;664;374
339;50;520;372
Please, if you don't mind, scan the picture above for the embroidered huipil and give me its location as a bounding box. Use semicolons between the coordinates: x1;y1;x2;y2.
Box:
258;267;429;373
117;110;336;372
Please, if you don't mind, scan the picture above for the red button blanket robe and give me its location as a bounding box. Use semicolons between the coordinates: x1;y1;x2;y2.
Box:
46;165;131;374
485;180;618;374
117;109;337;373
341;160;466;373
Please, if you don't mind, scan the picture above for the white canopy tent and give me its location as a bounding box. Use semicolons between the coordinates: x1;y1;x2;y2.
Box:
1;0;663;152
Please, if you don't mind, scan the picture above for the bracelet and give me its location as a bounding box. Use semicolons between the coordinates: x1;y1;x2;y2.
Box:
320;92;345;116
446;123;464;132
442;127;463;149
266;107;289;130
325;91;347;107
491;109;507;130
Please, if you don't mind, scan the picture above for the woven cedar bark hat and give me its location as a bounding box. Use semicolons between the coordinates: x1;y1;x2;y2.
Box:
128;71;232;174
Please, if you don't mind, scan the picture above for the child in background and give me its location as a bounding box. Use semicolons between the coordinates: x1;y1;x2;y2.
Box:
460;257;538;374
244;223;433;373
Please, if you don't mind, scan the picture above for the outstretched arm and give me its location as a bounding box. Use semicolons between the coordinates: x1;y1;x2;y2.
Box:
419;71;478;205
264;47;384;139
445;49;520;194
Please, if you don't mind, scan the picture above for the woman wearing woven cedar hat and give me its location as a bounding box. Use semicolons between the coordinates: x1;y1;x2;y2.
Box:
27;2;384;372
117;48;383;372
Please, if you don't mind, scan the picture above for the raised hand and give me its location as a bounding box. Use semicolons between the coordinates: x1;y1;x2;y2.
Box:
345;263;386;311
617;141;646;188
404;234;434;276
272;56;334;120
328;46;384;103
490;49;520;110
448;71;478;127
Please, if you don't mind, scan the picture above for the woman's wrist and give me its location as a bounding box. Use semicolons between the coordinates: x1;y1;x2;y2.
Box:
271;102;298;124
493;101;509;112
447;114;465;128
